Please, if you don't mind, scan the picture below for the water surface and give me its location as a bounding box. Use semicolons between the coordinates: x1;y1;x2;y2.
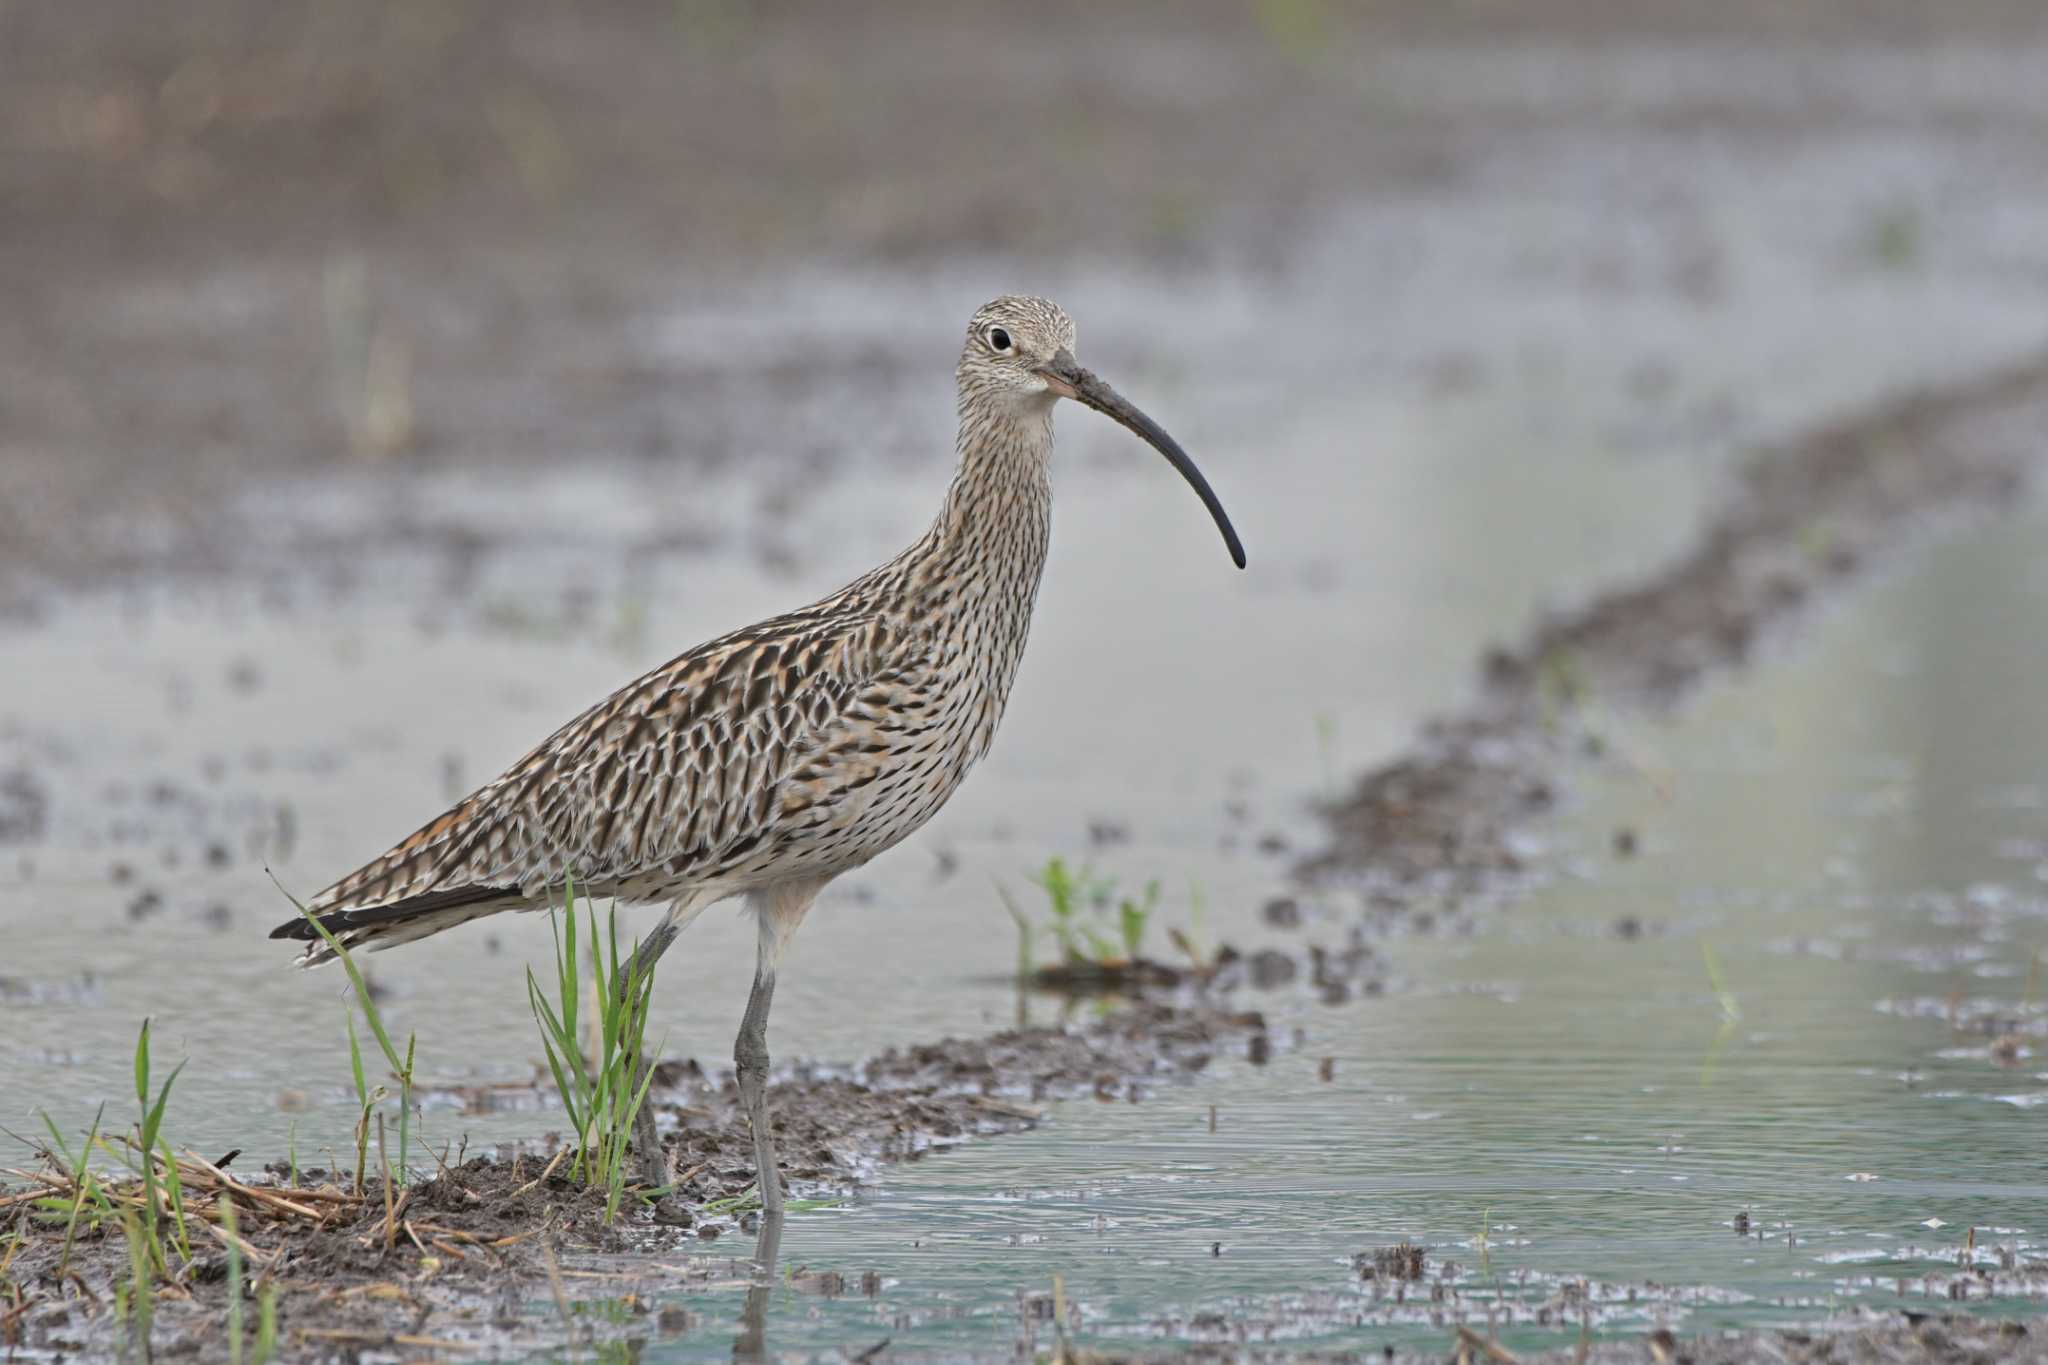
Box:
622;500;2048;1357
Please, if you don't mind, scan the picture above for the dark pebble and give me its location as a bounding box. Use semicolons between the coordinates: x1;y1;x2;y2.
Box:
1247;949;1296;989
1260;897;1302;928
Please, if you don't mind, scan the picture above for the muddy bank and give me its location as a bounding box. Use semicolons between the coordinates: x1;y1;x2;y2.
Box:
0;1145;801;1360
640;995;1282;1204
1440;1316;2047;1365
1304;351;2048;900
0;993;1302;1358
1514;1317;2046;1365
630;930;1384;1204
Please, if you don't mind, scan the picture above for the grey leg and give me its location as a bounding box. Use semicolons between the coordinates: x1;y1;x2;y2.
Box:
734;957;784;1216
733;878;825;1218
619;917;682;1190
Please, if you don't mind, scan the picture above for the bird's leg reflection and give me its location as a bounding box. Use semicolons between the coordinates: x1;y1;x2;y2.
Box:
732;1209;784;1360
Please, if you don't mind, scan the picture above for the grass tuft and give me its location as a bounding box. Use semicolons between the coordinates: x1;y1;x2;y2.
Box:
1010;856;1172;977
526;870;664;1223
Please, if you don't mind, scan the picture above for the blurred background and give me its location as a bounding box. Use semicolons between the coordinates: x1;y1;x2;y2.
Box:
7;0;2048;586
4;1;2048;1354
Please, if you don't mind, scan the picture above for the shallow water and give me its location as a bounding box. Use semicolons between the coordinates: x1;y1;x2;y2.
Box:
612;501;2048;1357
11;105;2048;1169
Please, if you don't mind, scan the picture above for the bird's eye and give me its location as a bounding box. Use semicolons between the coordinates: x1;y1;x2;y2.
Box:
987;327;1012;352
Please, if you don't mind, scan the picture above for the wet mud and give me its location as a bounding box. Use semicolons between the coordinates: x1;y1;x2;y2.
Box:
0;997;1301;1358
640;998;1278;1205
1031;1266;2048;1363
1167;1316;2048;1364
1;1149;742;1360
1511;1318;2047;1365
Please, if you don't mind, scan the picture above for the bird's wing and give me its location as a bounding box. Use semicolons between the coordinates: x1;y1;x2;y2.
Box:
271;609;908;947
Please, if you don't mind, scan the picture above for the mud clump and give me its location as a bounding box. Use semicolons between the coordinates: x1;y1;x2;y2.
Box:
0;767;48;844
1355;1240;1428;1282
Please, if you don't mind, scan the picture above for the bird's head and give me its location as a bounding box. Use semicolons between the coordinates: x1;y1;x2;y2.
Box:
957;295;1245;570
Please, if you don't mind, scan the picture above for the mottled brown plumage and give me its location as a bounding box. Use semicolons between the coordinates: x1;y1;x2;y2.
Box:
268;295;1243;1210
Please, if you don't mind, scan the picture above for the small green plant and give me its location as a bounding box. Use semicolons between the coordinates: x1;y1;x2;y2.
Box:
156;1134;190;1264
345;1011;387;1196
255;1282;279;1364
1537;643;1587;715
285;886;418;1191
132;1019;187;1278
36;1104;112;1275
1027;856;1123;964
1117;880;1160;962
1007;857;1181;977
1702;941;1741;1022
120;1206;155;1362
526;872;663;1223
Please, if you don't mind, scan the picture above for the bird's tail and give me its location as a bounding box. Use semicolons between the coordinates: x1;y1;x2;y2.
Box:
268;886;522;966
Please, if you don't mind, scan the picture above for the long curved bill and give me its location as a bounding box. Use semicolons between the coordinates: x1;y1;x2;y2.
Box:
1039;349;1246;569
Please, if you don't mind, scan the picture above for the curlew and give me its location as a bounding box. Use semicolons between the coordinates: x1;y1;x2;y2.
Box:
270;296;1245;1214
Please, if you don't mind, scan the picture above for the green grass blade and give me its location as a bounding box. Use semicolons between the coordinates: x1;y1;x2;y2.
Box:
255;1282;278;1364
157;1137;190;1262
141;1061;185;1149
346;1011;368;1106
134;1019;151;1110
283;884;406;1074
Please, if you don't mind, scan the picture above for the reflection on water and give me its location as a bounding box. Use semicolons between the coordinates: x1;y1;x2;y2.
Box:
733;1212;782;1362
626;503;2048;1358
